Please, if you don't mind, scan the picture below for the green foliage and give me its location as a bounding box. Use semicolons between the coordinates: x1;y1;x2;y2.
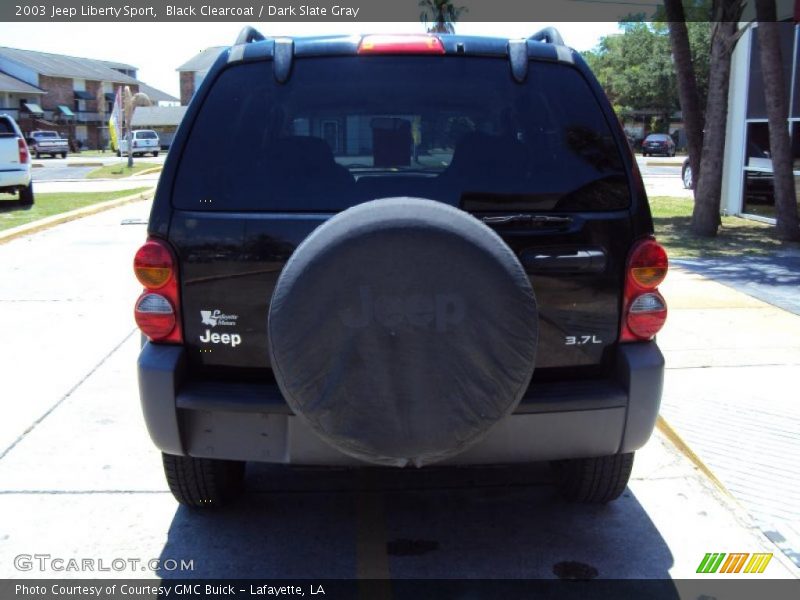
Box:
418;0;466;34
583;20;711;120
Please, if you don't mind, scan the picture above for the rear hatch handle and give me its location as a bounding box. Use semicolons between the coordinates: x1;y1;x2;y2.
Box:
481;214;573;228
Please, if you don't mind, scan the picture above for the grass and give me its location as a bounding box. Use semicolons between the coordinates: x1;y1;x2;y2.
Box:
87;162;161;179
0;188;149;232
74;149;168;158
650;196;800;258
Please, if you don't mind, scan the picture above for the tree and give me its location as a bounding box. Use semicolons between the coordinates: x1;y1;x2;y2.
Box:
418;0;466;34
582;21;710;131
755;0;800;241
690;0;746;237
95;86;108;152
121;86;151;168
665;0;705;194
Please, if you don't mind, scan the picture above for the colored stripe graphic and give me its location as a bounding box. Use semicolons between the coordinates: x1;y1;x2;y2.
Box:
720;553;749;573
744;553;773;574
697;553;726;573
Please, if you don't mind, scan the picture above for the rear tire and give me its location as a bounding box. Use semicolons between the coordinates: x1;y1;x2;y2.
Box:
162;453;245;508
61;152;67;158
552;452;634;503
19;182;34;206
153;151;159;157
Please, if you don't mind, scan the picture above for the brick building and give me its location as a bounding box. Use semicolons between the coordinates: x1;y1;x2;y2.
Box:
176;46;225;105
0;47;176;149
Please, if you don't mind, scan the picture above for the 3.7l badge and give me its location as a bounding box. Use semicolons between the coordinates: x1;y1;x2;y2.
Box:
565;335;603;346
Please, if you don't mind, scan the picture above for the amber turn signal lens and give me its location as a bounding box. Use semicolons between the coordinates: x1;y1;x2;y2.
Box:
134;240;174;289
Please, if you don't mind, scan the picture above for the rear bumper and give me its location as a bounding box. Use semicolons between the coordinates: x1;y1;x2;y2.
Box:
137;342;664;465
0;169;31;190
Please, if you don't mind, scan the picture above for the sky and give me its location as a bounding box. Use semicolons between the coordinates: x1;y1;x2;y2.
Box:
0;22;620;99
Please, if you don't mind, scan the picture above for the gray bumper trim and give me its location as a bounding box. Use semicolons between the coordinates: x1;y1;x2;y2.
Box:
138;341;664;462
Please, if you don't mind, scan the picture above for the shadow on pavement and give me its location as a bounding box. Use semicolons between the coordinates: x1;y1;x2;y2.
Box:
156;463;676;586
675;256;800;315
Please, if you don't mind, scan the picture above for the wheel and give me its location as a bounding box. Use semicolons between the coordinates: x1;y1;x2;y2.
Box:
50;154;56;159
61;152;67;158
162;453;245;508
153;151;159;157
18;181;34;206
34;150;40;159
552;452;634;503
116;150;121;157
643;152;648;157
682;164;693;189
670;150;676;157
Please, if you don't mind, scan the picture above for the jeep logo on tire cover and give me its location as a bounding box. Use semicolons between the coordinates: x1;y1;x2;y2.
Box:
338;285;466;332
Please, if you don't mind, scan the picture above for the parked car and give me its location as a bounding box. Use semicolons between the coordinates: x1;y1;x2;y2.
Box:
134;28;668;508
26;130;68;159
642;133;676;157
681;157;694;189
118;129;160;157
0;114;33;205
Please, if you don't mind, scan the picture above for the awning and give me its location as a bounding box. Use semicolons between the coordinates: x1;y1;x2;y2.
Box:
104;92;116;102
22;102;44;116
57;105;75;117
74;90;94;100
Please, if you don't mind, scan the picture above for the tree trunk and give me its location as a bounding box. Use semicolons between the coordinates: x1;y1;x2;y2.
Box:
691;4;744;237
665;0;704;192
755;2;800;241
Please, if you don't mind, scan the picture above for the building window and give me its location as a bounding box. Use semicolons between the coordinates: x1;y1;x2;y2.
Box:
741;22;800;219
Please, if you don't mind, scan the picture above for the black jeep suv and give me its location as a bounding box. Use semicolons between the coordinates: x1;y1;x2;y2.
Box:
134;27;667;508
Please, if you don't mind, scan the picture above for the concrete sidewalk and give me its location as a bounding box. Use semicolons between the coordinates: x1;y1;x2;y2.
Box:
659;267;800;567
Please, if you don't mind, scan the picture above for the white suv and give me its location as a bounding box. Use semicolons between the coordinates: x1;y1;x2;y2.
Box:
118;129;160;157
0;114;33;205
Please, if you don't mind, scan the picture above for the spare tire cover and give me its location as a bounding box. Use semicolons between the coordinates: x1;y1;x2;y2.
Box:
268;198;538;467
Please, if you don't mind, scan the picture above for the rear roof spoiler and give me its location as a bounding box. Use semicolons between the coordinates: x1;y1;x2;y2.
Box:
529;27;565;46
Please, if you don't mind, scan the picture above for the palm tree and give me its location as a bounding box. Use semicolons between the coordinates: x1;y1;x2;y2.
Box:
690;0;746;237
121;86;151;168
418;0;466;34
754;0;800;241
665;0;705;195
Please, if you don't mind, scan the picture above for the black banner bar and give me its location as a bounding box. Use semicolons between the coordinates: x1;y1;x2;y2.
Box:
0;0;785;23
3;579;800;600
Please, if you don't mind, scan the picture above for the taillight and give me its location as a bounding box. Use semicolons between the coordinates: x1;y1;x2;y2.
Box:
620;238;668;342
133;141;139;148
135;293;176;339
358;35;445;55
18;138;29;164
133;238;182;343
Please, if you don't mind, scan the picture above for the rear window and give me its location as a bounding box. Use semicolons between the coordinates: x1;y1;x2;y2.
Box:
174;56;629;212
645;134;670;141
34;131;58;138
0;117;15;137
136;131;158;139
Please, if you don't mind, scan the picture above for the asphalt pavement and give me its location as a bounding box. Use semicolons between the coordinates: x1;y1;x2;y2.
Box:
0;197;797;583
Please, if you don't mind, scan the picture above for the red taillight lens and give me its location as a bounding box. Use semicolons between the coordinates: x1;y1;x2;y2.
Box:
358;35;445;55
134;240;174;289
18;138;29;164
621;238;669;342
628;239;668;289
626;292;667;339
135;293;176;339
134;238;182;343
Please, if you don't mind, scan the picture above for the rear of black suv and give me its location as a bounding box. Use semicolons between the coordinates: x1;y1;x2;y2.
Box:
135;31;667;507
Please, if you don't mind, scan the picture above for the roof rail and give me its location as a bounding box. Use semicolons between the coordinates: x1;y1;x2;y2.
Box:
234;26;266;45
529;27;565;46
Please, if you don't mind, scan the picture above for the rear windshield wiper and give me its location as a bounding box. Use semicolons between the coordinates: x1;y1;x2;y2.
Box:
481;214;573;227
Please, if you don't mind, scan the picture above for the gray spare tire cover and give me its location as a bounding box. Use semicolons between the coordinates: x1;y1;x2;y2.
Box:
268;198;538;467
